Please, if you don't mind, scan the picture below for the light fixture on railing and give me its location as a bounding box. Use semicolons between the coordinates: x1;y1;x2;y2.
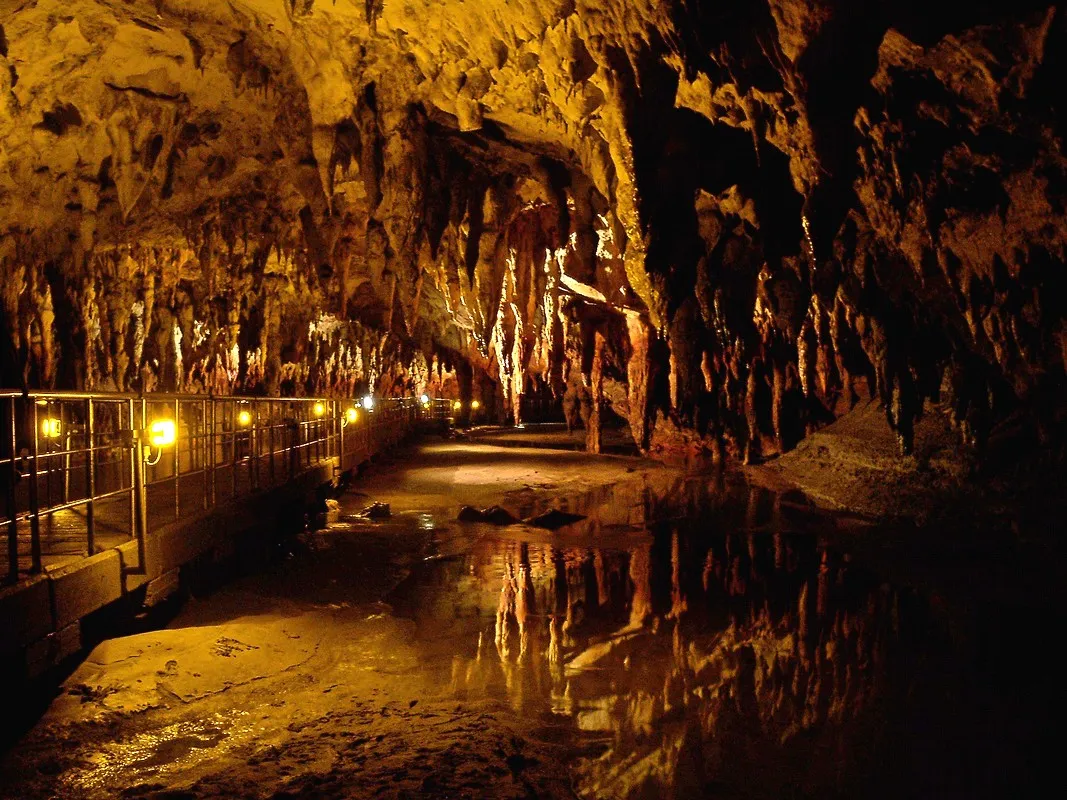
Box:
144;418;176;466
420;393;430;406
471;400;481;411
453;400;462;411
148;419;176;448
343;406;358;426
313;401;326;417
237;409;252;427
41;417;62;439
362;394;375;412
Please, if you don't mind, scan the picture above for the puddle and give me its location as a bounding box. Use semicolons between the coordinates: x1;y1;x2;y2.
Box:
7;464;1049;799
63;712;255;793
374;477;976;799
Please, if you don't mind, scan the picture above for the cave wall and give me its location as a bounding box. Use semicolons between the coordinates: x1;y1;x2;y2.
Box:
1;1;1065;456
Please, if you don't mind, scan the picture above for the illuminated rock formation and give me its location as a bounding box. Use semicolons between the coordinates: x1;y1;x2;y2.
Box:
2;1;1064;458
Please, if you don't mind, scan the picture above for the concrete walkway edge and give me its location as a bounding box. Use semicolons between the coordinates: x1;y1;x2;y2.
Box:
0;460;336;680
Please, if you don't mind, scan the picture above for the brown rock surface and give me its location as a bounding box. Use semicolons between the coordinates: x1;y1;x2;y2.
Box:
1;1;1064;467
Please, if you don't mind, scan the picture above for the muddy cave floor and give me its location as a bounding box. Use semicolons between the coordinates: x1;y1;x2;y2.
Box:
1;423;1065;799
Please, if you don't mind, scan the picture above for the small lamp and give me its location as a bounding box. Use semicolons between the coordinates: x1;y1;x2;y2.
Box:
41;418;62;439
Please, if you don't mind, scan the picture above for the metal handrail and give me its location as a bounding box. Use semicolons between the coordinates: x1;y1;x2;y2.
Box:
2;390;421;585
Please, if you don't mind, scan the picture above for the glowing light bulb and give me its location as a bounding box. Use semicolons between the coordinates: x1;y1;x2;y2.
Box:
313;401;325;417
41;418;62;439
148;419;176;448
420;393;430;405
346;407;358;424
363;395;375;411
453;400;462;411
471;400;480;410
237;409;252;426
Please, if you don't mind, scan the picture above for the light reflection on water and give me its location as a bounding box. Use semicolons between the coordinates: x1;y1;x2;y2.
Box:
63;710;256;793
386;477;940;799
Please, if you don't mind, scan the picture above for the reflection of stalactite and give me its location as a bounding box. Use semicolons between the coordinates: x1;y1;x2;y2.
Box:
495;559;517;661
798;580;810;640
817;552;830;618
702;550;715;594
594;550;610;608
441;494;923;800
516;544;535;660
629;544;652;628
547;615;563;665
669;532;687;620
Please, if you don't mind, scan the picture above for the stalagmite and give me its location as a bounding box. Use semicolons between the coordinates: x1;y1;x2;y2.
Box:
587;331;606;454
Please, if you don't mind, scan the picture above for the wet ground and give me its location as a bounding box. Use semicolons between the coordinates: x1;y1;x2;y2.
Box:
0;427;1060;798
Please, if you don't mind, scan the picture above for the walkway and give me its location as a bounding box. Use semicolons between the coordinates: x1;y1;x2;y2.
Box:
2;391;426;583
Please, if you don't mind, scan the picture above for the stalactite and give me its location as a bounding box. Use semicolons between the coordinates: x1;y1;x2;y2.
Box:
0;0;1062;465
625;312;651;451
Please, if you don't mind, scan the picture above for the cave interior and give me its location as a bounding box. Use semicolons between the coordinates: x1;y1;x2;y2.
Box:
1;1;1067;797
0;0;1062;468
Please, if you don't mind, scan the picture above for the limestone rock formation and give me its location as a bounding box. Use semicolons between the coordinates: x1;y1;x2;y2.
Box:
1;1;1064;460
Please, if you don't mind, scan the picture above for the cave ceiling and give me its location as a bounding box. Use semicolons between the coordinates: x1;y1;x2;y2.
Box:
1;0;1065;459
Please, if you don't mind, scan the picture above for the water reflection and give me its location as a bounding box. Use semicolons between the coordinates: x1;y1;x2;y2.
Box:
388;479;939;799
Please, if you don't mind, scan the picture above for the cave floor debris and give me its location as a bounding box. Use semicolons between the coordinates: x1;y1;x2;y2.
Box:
1;429;1062;799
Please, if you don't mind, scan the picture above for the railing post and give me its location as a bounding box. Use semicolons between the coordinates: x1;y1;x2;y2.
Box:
28;397;41;574
231;400;238;499
201;398;209;511
63;404;71;505
209;397;217;508
174;397;180;520
139;396;148;564
250;402;259;491
314;405;320;464
128;398;136;545
85;397;95;556
132;426;148;574
268;400;275;485
288;404;295;481
6;397;19;583
42;406;53;515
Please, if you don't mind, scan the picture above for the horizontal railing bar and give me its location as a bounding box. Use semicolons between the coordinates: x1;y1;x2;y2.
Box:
3;485;135;524
3;388;416;404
